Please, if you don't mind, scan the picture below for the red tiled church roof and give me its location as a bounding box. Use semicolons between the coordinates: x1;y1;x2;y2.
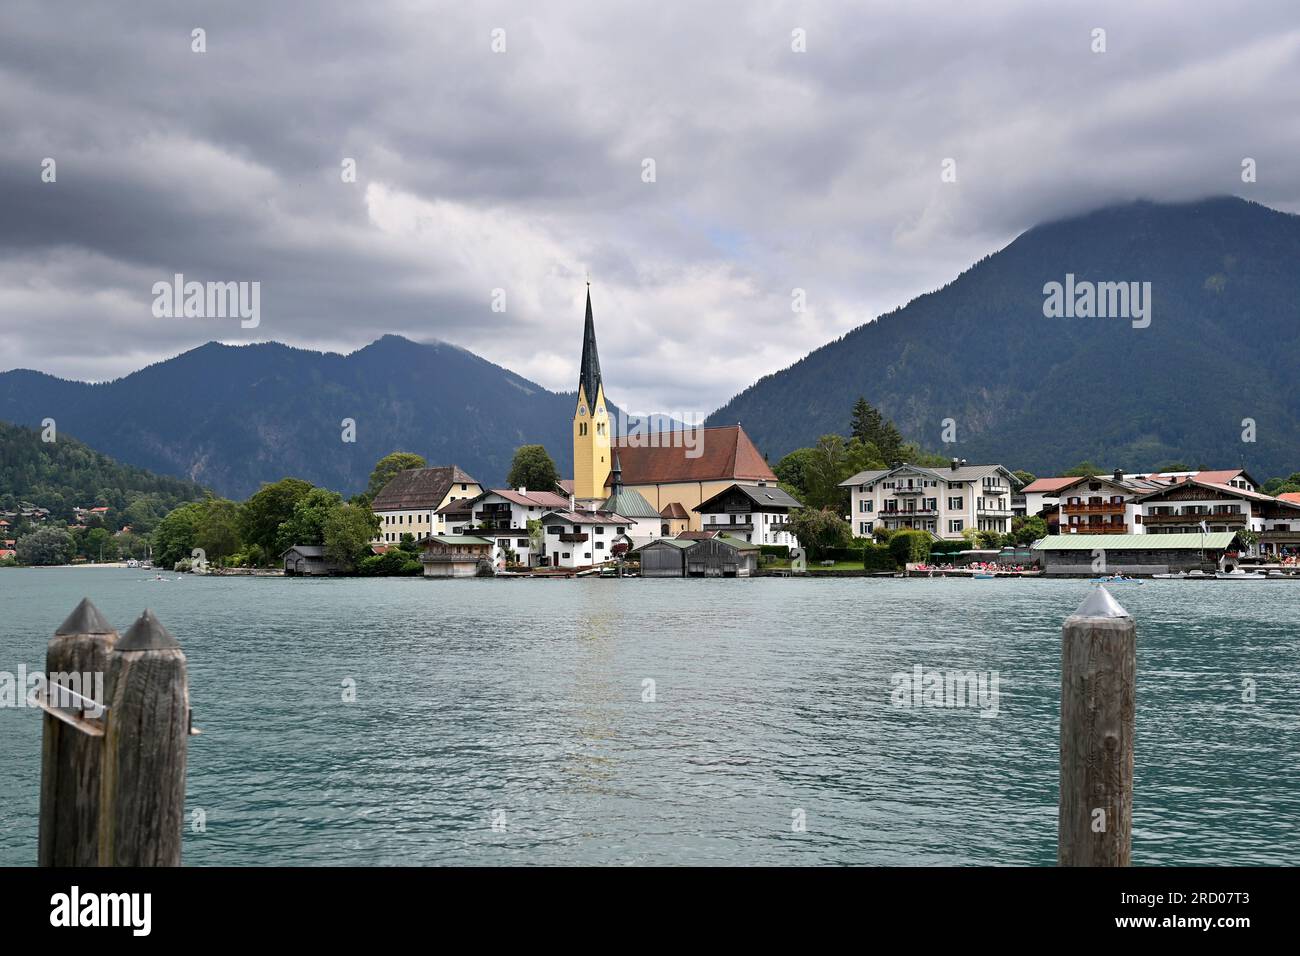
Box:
609;426;776;487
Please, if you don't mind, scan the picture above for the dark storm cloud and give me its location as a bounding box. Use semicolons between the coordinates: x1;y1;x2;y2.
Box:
3;0;1300;411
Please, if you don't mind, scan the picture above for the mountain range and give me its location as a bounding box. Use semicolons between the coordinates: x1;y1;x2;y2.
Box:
3;196;1299;498
707;196;1300;479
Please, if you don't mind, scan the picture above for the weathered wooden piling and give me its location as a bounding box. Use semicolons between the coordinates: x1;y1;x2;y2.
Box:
98;608;190;867
1058;586;1136;866
38;598;118;867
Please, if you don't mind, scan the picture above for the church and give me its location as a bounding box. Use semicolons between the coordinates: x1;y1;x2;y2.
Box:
565;287;784;535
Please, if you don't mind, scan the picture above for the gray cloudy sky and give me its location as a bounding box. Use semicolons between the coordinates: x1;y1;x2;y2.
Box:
3;0;1300;413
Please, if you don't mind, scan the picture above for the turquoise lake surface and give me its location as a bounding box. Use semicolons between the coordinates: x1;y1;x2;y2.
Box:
1;568;1296;865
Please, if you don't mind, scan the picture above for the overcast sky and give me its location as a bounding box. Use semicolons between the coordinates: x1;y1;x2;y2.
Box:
4;0;1300;414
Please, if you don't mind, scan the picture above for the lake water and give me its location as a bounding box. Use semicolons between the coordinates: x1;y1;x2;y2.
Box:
1;568;1297;866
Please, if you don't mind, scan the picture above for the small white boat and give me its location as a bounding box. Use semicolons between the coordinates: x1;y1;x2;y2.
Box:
1215;570;1267;580
1152;572;1185;579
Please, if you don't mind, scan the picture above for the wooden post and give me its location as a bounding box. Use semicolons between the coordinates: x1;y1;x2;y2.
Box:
38;598;118;866
1059;586;1136;866
99;609;190;866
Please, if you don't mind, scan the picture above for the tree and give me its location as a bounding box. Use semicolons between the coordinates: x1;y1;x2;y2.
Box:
527;518;544;559
844;437;885;479
152;502;206;568
850;397;881;445
195;498;243;564
507;445;561;492
888;529;931;565
16;527;74;566
785;507;852;559
84;527;117;562
278;488;345;550
1064;461;1102;477
241;478;314;560
1011;515;1048;545
323;503;381;570
1012;470;1036;489
1263;472;1300;495
773;447;819;500
803;435;852;512
975;529;1003;549
364;452;427;503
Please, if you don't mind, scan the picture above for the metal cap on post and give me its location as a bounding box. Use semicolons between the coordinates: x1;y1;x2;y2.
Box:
99;608;189;867
1059;586;1136;866
38;598;118;867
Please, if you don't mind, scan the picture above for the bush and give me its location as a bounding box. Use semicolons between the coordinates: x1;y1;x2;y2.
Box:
358;550;422;576
888;530;931;565
760;544;790;559
862;543;898;571
820;546;866;562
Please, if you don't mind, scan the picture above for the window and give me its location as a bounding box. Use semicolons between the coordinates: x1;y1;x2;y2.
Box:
547;526;563;535
949;519;964;533
859;521;873;535
517;539;528;548
595;526;604;534
562;553;571;559
596;542;604;550
583;552;591;559
948;497;963;510
616;527;625;534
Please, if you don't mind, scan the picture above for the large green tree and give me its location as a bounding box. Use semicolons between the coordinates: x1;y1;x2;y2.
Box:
323;503;381;570
364;452;427;503
152;501;206;568
16;527;74;566
507;445;560;492
278;488;345;549
785;506;852;559
195;498;244;564
240;478;314;560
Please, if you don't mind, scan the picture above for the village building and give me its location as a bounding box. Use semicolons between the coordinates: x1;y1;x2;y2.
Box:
658;502;691;537
631;532;760;577
567;286;781;530
1018;476;1082;524
634;537;697;577
693;483;802;546
418;535;494;577
281;545;344;576
1131;477;1300;540
539;509;633;569
462;487;571;567
372;465;482;543
840;460;1017;540
1033;531;1242;575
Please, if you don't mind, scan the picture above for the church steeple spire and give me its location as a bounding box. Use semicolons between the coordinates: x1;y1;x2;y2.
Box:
578;284;602;407
572;284;612;502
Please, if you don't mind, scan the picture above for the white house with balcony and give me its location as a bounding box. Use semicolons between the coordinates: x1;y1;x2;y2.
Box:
839;460;1017;540
539;509;635;568
461;488;573;568
693;483;802;547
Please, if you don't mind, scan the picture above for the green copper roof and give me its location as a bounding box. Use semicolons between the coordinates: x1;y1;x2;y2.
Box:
1033;532;1238;551
601;487;660;519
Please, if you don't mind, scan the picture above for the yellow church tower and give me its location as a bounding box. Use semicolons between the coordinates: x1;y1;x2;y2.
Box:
572;285;611;502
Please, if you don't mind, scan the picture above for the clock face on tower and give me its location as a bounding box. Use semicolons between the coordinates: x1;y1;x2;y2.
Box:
579;405;587;417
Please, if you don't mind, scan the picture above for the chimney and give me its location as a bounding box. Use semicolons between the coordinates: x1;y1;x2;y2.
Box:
950;458;960;471
1112;468;1123;482
518;486;527;494
569;493;575;512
